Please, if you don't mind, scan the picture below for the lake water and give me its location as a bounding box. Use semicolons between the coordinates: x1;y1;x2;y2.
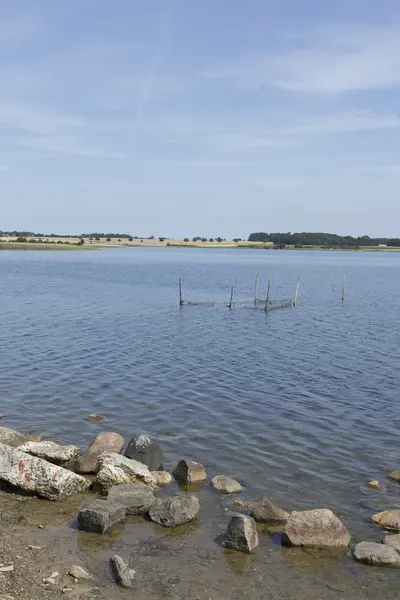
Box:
1;247;400;598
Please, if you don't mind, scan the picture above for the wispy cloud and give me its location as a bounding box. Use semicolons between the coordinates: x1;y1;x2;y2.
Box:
203;24;400;94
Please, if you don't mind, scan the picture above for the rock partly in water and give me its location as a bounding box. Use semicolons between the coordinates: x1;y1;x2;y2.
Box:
107;482;155;515
124;435;163;471
223;514;259;553
88;414;104;422
0;443;90;500
383;534;400;552
151;471;172;486
173;459;207;484
76;432;124;474
353;541;400;566
68;565;92;580
367;480;380;489
282;509;351;549
211;475;243;494
18;441;80;466
94;453;157;492
388;471;400;483
232;499;252;509
77;499;126;533
371;510;400;531
0;427;30;448
250;497;289;524
149;494;199;527
110;555;136;588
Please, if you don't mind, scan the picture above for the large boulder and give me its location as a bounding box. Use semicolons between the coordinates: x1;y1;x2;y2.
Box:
173;459;207;484
250;498;289;524
124;435;163;471
18;441;80;466
223;514;259;553
211;475;242;494
0;443;90;501
0;427;35;448
353;541;400;566
282;509;351;549
110;555;136;588
107;483;155;515
94;453;157;492
371;510;400;531
76;432;124;474
77;499;126;533
383;534;400;552
149;494;199;527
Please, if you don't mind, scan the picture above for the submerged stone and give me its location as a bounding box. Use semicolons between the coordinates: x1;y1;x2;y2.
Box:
149;494;199;527
173;459;207;484
223;514;259;553
282;509;351;548
353;541;400;566
250;497;289;523
371;510;400;531
211;475;243;494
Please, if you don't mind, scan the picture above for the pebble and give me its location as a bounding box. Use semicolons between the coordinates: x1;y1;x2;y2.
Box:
38;524;44;529
368;480;380;488
28;545;42;550
0;566;13;572
88;413;104;422
62;588;73;594
43;571;60;585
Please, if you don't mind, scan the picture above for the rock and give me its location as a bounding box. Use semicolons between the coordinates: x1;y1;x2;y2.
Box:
88;414;104;422
371;510;400;531
43;572;60;585
223;514;259;553
76;432;124;474
23;430;42;443
110;555;135;588
124;435;163;471
149;494;199;527
0;443;90;501
250;498;289;524
173;459;207;484
211;475;243;494
151;471;172;486
282;509;351;548
0;566;13;572
68;565;92;580
77;499;126;533
353;541;400;566
367;480;380;488
388;471;400;483
383;534;400;552
18;441;80;466
94;453;157;492
0;427;29;448
232;499;252;509
107;482;155;515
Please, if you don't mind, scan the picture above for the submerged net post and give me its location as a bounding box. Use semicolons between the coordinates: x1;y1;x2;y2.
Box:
341;275;347;303
228;286;234;309
293;277;300;306
265;278;271;312
254;273;259;307
179;278;183;306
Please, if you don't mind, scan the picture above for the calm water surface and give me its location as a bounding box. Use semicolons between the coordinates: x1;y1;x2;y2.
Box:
1;248;399;598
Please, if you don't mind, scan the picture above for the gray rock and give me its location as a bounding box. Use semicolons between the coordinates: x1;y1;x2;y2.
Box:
124;435;163;471
107;482;155;515
211;475;242;494
76;432;124;474
149;494;199;527
388;471;400;483
250;498;289;523
110;555;135;588
68;565;92;580
383;534;400;552
223;514;259;553
173;459;207;484
371;510;400;531
18;441;80;466
77;499;126;533
0;427;29;448
0;443;90;500
353;541;400;566
151;471;172;486
94;453;157;492
282;509;351;548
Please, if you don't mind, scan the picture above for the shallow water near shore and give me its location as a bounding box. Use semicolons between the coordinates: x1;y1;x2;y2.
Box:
1;247;400;597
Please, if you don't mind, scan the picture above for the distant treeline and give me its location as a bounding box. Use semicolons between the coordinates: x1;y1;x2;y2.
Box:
248;232;400;247
0;231;156;239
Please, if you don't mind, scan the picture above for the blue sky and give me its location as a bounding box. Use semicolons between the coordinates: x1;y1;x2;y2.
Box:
2;0;400;237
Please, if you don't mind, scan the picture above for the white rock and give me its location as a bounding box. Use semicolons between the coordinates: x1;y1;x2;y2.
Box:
18;441;80;466
0;443;90;501
94;453;157;492
68;565;92;580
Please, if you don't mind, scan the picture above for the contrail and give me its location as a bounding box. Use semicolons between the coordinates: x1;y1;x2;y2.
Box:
135;0;174;129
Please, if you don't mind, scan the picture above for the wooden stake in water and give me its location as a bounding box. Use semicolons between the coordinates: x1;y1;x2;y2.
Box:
293;277;300;306
228;286;234;309
254;273;259;307
341;275;347;303
179;278;183;306
265;278;271;312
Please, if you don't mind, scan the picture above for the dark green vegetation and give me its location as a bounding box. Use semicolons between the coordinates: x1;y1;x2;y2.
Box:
248;232;398;248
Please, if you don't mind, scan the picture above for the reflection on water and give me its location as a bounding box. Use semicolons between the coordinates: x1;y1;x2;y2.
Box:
280;546;347;572
224;548;256;575
76;523;126;555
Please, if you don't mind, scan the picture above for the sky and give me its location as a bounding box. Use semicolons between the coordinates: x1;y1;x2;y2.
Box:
1;0;400;238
